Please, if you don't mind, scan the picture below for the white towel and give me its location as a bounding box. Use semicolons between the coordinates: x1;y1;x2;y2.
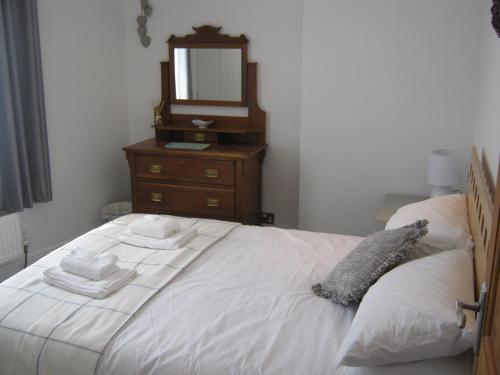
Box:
60;253;119;281
128;215;181;239
69;247;100;260
118;227;197;250
43;266;136;299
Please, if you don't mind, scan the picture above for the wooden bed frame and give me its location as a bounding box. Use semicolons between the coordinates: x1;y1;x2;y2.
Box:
468;147;495;294
467;146;500;374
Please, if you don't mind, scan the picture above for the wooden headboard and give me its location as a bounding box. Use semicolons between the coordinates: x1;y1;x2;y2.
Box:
467;146;495;294
469;148;500;374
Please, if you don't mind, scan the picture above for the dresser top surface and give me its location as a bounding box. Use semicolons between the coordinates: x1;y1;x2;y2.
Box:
124;138;267;160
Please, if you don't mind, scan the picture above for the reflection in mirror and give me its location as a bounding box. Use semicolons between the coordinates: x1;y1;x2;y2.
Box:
174;48;242;102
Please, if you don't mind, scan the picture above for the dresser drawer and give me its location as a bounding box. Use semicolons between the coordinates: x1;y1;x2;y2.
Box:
183;131;217;144
136;156;235;186
135;182;235;218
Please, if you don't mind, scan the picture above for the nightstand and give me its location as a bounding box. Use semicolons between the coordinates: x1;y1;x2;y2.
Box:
376;194;428;223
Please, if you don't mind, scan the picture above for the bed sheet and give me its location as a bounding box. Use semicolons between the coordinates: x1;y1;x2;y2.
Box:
96;220;471;375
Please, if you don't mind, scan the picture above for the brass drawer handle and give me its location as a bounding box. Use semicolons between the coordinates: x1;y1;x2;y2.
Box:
206;198;220;208
204;168;219;179
149;164;163;174
150;192;163;203
194;133;206;142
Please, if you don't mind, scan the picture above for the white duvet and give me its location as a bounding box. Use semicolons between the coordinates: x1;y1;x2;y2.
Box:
95;216;472;375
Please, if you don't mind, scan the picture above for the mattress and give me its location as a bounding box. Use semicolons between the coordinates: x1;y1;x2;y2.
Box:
94;217;472;375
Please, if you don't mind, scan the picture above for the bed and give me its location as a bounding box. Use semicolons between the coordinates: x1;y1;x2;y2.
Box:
0;147;498;375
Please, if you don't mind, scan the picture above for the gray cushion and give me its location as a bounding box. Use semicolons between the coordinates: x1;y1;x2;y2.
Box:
312;220;429;306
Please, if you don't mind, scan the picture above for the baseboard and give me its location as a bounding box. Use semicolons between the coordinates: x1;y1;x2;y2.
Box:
0;241;67;282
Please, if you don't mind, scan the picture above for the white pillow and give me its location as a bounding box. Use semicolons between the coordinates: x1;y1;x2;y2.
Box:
385;194;472;260
335;248;475;367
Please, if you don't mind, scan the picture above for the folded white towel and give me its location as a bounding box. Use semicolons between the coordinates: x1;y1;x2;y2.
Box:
118;227;197;250
43;266;136;299
60;253;119;281
69;247;100;260
128;215;181;239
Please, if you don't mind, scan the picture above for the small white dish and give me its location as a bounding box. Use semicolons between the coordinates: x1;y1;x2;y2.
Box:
192;119;214;129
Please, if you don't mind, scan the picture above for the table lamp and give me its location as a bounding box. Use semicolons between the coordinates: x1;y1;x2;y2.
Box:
427;149;460;197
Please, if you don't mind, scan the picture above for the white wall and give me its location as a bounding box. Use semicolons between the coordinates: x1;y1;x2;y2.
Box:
474;0;500;183
16;0;494;258
21;0;130;253
122;0;303;228
299;0;483;235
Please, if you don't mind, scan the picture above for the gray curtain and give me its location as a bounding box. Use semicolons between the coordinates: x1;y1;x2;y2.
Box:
0;0;52;212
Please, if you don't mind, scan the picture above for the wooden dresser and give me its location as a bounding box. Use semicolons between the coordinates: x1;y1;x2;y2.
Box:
124;26;267;225
124;140;265;224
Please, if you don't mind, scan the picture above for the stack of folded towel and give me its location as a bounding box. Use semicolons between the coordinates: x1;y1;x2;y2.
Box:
43;248;136;299
61;248;119;280
118;215;197;250
129;214;181;239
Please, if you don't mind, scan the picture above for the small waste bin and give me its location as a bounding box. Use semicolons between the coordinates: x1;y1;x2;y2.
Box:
100;201;132;222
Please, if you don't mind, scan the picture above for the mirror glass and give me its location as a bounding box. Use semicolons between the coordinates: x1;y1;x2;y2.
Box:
173;48;242;102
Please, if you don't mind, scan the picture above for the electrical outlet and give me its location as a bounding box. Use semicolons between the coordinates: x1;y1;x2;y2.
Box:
260;212;275;225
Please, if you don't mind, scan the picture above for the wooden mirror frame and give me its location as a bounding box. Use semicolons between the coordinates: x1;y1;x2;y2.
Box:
168;25;248;107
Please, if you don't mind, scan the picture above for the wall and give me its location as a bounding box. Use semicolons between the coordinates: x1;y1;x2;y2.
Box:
299;0;483;235
20;0;130;254
122;0;303;228
12;0;494;262
474;0;500;183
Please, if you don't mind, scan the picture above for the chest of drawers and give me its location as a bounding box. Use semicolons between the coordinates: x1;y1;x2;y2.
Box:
124;139;266;225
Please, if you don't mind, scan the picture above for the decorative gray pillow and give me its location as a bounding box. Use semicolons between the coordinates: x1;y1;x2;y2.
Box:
312;219;429;306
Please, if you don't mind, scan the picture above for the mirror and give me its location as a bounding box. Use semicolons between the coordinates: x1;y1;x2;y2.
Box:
173;48;242;102
168;26;248;107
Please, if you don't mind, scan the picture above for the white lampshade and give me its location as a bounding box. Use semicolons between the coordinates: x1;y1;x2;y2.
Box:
427;149;460;187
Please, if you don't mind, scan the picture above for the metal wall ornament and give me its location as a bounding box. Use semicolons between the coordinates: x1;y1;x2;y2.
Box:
137;0;152;47
493;0;500;38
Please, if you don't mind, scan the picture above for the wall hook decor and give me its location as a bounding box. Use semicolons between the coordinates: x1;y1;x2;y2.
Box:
493;0;500;37
137;0;152;47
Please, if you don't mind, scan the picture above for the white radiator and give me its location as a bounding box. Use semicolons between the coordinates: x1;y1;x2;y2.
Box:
0;213;24;265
